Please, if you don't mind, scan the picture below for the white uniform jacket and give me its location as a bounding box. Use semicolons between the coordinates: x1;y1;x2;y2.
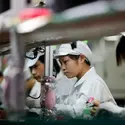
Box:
55;67;116;118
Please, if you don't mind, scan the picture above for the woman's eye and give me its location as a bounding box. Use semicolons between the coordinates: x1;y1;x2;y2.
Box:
34;64;38;68
64;60;68;64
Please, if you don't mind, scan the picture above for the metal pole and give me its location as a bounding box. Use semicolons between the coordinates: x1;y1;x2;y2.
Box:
49;46;53;76
45;46;50;76
6;27;25;121
45;46;53;76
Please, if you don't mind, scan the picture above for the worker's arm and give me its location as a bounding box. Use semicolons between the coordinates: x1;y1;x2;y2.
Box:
26;80;41;108
55;94;87;118
55;80;103;118
25;78;36;94
55;94;100;119
24;67;37;93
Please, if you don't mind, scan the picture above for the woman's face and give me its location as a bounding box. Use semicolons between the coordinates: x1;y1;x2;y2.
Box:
30;60;45;82
59;55;84;78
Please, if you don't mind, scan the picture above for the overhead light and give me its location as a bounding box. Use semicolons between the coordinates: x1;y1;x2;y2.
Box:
104;35;119;41
17;16;50;33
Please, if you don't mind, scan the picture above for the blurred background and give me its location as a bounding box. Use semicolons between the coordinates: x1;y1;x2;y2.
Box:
0;0;125;107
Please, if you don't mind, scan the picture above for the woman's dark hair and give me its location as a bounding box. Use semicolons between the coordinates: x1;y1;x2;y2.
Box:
116;35;125;66
0;71;3;77
38;55;45;64
38;55;60;76
68;55;80;60
53;59;60;74
68;55;91;66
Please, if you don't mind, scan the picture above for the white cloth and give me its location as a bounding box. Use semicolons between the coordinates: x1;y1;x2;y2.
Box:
55;67;116;118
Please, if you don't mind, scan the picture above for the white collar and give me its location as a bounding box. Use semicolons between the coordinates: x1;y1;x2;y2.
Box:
74;67;96;88
56;71;64;81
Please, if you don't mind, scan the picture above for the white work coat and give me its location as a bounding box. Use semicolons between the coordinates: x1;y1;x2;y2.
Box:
26;81;41;114
26;72;76;114
55;67;116;118
55;71;76;103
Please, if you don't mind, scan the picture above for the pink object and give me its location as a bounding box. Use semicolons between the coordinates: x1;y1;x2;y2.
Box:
19;8;52;21
45;88;56;110
56;116;64;120
88;97;94;103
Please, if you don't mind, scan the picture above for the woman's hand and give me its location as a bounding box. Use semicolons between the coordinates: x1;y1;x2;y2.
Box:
91;100;100;116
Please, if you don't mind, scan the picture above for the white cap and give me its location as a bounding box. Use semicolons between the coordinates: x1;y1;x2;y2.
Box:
55;41;93;64
26;51;44;68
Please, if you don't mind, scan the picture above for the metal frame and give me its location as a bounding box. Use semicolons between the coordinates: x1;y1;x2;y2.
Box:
45;46;53;76
6;28;25;120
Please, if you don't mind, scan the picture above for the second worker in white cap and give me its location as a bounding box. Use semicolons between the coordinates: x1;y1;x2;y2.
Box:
54;41;116;119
